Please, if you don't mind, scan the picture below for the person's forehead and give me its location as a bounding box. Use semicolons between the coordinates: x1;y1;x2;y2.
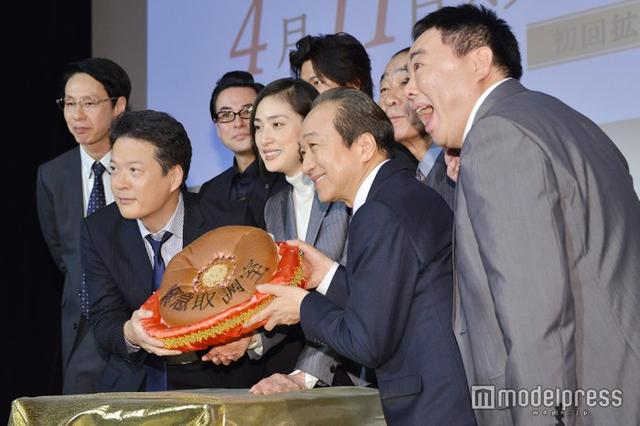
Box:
382;56;409;82
65;72;107;94
388;52;409;69
307;102;337;123
216;86;256;108
300;60;315;76
410;28;443;57
303;103;338;137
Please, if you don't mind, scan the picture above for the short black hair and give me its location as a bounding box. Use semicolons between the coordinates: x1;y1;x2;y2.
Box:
62;57;131;107
250;78;319;176
209;71;264;121
289;33;374;98
412;4;522;79
312;88;393;156
109;110;192;184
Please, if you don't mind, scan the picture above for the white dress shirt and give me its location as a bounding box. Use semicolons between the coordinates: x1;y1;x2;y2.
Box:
136;193;185;267
79;146;114;216
285;172;315;242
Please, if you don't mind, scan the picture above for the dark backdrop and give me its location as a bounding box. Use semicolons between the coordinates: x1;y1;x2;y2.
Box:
3;1;91;422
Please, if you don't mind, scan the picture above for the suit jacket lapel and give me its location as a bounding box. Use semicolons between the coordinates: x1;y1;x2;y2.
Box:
183;192;206;245
473;78;527;126
366;160;406;202
305;194;329;245
65;147;84;220
425;150;446;184
118;217;153;297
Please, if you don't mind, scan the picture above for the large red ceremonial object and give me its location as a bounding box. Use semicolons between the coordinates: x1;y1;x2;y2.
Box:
140;226;305;352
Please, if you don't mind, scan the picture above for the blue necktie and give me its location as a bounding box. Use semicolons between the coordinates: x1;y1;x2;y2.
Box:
80;161;107;320
144;231;172;391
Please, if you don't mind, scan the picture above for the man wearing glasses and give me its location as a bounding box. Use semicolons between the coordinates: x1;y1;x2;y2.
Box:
36;57;130;394
198;72;298;375
199;71;284;230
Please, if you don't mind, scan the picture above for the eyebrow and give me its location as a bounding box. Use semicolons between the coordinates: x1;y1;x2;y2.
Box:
409;48;425;60
302;131;319;140
219;103;253;111
111;160;144;166
380;65;409;83
267;114;288;120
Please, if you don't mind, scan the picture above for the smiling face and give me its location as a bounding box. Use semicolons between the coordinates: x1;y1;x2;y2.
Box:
63;73;124;151
253;95;304;177
407;28;483;148
300;60;342;93
379;51;425;144
214;86;257;156
110;137;182;233
300;102;362;205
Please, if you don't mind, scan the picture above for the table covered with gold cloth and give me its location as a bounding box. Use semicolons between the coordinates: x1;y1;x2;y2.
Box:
10;387;385;425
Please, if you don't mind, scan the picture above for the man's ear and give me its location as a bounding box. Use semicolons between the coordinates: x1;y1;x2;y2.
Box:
353;132;377;162
472;46;494;81
113;96;127;116
169;165;184;192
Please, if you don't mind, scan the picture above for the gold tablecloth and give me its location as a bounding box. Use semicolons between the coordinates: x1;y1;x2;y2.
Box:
10;387;385;425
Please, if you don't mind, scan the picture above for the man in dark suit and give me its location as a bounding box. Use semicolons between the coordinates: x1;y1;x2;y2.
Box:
36;57;130;394
198;71;284;229
408;5;640;425
83;110;262;391
248;89;475;425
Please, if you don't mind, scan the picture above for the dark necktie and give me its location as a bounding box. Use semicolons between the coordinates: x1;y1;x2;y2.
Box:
79;161;108;320
146;232;173;290
144;231;173;391
87;161;107;215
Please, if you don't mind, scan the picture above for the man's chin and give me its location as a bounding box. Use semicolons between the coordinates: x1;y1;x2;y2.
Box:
316;188;336;204
116;204;139;219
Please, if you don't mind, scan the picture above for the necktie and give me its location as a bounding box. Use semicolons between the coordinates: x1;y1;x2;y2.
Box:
144;231;173;391
79;161;108;319
416;167;428;184
87;161;107;215
146;232;173;290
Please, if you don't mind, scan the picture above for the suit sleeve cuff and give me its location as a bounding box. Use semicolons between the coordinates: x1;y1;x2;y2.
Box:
316;262;339;295
290;369;319;389
124;335;141;353
247;333;263;357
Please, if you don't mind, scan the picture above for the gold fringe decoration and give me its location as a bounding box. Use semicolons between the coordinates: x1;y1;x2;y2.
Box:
161;263;305;349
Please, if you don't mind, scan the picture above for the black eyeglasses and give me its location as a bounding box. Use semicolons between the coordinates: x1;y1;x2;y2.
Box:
56;97;117;112
215;105;253;123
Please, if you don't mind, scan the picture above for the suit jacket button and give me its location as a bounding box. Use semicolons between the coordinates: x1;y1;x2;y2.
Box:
73;322;78;330
330;365;337;373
